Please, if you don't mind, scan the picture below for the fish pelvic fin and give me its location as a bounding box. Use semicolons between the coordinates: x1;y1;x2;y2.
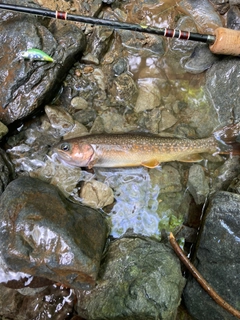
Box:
214;122;240;156
142;159;160;168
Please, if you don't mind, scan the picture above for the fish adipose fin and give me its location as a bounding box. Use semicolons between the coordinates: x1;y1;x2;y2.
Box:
214;122;240;155
178;154;203;163
142;159;160;168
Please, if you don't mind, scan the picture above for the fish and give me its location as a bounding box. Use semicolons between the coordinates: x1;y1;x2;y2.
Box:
20;48;55;62
53;126;240;168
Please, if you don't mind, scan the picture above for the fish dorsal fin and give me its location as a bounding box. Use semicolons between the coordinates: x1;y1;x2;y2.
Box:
179;154;203;163
141;159;160;168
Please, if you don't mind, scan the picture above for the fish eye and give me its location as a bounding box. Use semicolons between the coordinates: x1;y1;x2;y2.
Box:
60;142;70;151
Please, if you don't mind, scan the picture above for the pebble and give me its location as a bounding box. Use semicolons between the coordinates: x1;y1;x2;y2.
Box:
70;97;88;110
0;122;8;139
44;105;75;135
187;164;209;204
113;58;128;75
80;179;114;209
134;81;161;113
158;109;177;132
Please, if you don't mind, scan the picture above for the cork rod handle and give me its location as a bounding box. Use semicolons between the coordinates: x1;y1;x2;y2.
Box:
210;27;240;56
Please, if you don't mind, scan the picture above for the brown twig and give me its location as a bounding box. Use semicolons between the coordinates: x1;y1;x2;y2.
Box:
169;232;240;319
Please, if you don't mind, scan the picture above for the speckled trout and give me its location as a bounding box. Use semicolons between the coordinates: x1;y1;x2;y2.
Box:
53;127;239;168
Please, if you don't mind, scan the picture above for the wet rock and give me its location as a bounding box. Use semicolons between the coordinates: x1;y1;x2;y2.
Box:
182;44;219;74
135;80;161;113
144;108;161;133
6;119;58;174
0;176;108;290
158;109;177;131
71;97;88;110
184;191;240;319
45;105;75;136
229;0;240;7
206;59;240;125
0;0;86;125
0;121;8;138
63;121;89;139
211;156;240;192
119;29;165;56
228;174;240;193
80;179;114;209
178;0;222;32
187;164;209;204
30;158;82;197
210;0;229;14
0;149;13;196
112;58;128;75
73;109;97;127
227;5;240;29
90;116;105;133
82;26;113;65
100;111;138;133
149;165;182;194
0;283;75;320
111;73;138;106
77;237;185;320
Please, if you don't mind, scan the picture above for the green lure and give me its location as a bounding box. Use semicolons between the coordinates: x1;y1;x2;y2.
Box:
20;48;55;62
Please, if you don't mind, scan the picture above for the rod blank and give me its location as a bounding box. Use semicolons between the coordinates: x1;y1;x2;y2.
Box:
0;3;216;44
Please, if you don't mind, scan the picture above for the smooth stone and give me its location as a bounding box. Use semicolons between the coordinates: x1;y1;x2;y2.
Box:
70;97;88;110
184;191;240;319
178;0;222;32
150;165;182;194
63;121;88;139
0;122;8;138
211;156;240;192
112;58;128;75
206;59;240;125
0;177;108;290
227;5;240;29
112;73;138;106
83;26;113;64
80;180;114;209
45;105;75;135
158;109;177;131
100;111;138;133
183;44;219;74
0;149;12;196
187;164;209;204
77;238;185;320
135;81;161;113
229;0;240;6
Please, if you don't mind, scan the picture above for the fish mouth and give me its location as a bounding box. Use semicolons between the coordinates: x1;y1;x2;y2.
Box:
53;147;94;167
53;148;77;165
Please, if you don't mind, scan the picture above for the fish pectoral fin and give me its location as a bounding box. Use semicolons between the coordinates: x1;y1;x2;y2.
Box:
141;159;160;168
178;154;203;163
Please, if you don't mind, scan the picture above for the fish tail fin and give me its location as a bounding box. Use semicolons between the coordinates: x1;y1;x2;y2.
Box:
214;122;240;155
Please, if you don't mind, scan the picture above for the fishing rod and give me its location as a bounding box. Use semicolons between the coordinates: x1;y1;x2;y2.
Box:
0;2;239;56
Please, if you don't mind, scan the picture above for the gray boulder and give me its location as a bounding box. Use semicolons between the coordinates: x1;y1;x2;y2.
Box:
0;176;108;290
184;191;240;319
77;237;186;320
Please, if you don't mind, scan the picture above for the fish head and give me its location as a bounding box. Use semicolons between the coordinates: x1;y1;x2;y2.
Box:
54;140;94;167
